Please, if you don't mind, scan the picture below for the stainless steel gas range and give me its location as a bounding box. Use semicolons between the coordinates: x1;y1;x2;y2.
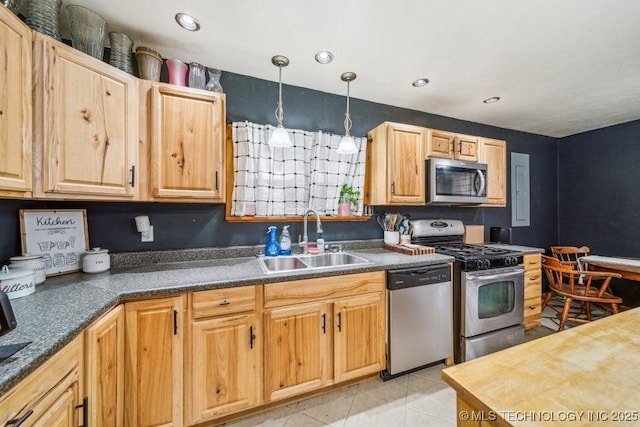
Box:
412;219;525;363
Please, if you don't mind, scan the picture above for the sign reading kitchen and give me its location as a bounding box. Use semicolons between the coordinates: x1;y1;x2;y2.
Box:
19;209;89;276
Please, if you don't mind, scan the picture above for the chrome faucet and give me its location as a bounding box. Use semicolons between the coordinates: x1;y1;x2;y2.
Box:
300;208;323;254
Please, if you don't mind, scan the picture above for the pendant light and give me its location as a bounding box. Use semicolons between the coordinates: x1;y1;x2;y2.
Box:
337;72;358;154
268;55;293;148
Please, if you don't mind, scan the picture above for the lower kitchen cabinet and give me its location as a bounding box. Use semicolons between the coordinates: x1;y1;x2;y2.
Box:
85;305;124;427
523;253;542;329
0;335;85;427
124;296;185;427
334;293;385;383
186;311;260;424
263;271;386;403
264;302;332;402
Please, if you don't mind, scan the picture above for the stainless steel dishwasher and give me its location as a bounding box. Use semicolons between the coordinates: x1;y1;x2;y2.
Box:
381;263;452;380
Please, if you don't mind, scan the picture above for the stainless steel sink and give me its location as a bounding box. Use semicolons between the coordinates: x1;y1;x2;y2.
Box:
259;256;309;272
257;252;370;273
298;252;369;268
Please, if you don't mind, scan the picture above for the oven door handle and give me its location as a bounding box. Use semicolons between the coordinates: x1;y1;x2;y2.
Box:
465;269;523;282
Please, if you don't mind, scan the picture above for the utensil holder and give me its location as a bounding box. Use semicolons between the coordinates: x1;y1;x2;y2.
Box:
383;231;400;245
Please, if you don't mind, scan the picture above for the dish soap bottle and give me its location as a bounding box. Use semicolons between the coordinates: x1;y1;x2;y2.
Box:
265;226;280;257
280;225;292;255
317;233;325;253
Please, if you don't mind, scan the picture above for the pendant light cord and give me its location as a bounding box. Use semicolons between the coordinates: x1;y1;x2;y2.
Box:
343;80;352;137
275;65;284;126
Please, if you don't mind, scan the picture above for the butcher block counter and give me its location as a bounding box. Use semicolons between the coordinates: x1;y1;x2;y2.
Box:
442;307;640;426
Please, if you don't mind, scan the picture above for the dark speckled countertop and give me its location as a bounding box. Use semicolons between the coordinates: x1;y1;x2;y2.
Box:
0;244;454;396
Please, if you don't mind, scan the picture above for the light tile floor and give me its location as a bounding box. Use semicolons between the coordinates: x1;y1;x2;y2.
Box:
223;363;457;427
224;300;600;427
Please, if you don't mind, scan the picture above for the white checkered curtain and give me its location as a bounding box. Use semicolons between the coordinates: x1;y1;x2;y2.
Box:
308;131;366;215
231;122;366;216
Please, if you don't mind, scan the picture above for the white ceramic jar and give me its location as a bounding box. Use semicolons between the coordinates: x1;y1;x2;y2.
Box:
8;254;46;284
82;248;110;273
0;265;36;299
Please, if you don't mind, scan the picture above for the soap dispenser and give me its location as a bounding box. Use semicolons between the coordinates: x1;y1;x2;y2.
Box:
265;226;281;257
280;225;292;255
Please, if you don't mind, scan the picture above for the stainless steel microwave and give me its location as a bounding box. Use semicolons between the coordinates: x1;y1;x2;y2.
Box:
426;158;488;205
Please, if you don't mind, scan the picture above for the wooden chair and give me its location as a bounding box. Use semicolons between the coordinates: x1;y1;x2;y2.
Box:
543;246;591;311
541;255;622;331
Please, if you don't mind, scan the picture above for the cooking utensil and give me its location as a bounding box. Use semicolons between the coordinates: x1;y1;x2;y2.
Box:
376;214;386;231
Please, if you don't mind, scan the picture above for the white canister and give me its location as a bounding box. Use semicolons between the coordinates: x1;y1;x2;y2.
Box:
8;254;46;284
82;248;110;273
0;265;36;299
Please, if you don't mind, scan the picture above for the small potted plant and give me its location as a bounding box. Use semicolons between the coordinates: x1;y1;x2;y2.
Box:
338;184;361;216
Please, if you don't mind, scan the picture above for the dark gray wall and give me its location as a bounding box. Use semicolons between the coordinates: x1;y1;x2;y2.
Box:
558;119;640;304
0;70;558;263
558;120;640;255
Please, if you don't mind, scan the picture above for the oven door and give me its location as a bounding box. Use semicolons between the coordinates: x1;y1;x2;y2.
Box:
461;266;524;338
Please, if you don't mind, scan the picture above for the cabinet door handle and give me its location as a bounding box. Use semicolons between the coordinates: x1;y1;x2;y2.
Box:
219;300;230;306
6;410;33;426
173;310;178;335
391;182;395;195
249;326;256;349
321;313;326;334
215;171;219;191
75;396;89;427
129;165;136;188
336;312;342;332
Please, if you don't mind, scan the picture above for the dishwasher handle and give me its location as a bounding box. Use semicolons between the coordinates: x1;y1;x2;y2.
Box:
387;263;451;290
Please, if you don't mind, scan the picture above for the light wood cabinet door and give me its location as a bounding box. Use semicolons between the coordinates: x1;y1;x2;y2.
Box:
125;296;184;427
478;137;507;206
187;313;260;424
85;305;124;427
523;253;542;330
0;6;32;198
33;34;138;200
0;336;83;427
426;129;454;159
29;375;80;427
150;83;225;201
454;135;478;161
264;302;331;402
334;293;385;383
388;123;425;204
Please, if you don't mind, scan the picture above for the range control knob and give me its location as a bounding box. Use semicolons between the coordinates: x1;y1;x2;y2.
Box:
505;257;513;266
483;259;491;269
475;260;484;270
509;256;519;266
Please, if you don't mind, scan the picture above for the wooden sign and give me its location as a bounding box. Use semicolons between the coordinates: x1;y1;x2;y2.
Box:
19;209;89;276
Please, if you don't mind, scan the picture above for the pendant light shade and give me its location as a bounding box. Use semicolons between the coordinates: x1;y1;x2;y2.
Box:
268;55;293;148
337;72;358;155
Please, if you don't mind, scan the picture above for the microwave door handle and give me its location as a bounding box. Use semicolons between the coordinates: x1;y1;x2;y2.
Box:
475;170;486;196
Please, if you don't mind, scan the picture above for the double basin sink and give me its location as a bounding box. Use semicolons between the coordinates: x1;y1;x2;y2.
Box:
258;252;371;273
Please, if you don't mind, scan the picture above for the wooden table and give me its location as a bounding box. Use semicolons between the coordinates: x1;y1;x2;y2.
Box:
442;307;640;426
579;255;640;281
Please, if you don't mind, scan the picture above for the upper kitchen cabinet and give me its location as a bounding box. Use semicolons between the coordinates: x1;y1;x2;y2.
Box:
0;6;32;198
144;82;225;202
478;137;507;206
426;129;478;161
366;122;426;205
32;33;139;200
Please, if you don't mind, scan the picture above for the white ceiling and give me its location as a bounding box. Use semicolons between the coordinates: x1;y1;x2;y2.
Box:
60;0;640;138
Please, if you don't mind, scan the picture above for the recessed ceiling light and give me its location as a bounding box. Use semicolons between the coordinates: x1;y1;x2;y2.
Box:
412;78;429;87
483;97;501;104
175;13;201;31
315;51;334;64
